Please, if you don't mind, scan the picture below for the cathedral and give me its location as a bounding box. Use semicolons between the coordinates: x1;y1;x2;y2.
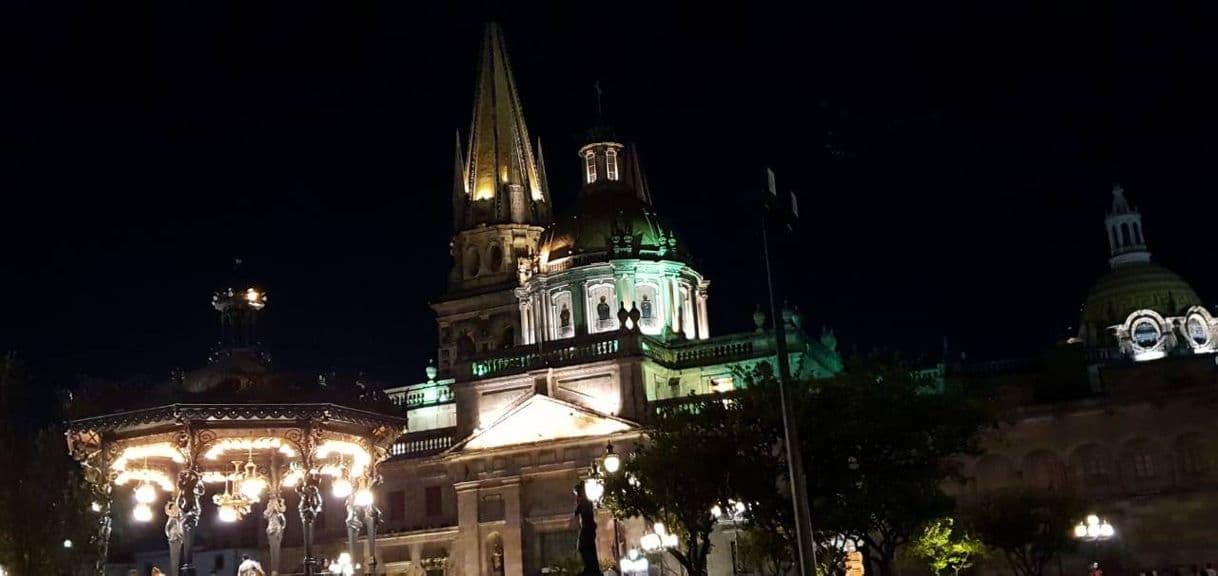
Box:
369;22;842;576
958;186;1218;572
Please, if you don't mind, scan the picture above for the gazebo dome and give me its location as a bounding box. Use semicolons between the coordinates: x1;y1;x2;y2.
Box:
1081;263;1203;330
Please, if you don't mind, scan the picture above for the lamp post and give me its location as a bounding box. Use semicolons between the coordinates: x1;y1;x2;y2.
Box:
1073;514;1115;571
759;168;817;576
586;443;624;561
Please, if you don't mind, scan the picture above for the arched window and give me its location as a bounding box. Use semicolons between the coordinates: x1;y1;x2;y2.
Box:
499;325;514;350
1110;226;1119;249
606;148;619;181
1133;222;1143;245
585;151;597;183
1121;222;1132;246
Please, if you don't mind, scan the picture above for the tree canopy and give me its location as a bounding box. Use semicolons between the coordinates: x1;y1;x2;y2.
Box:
968;488;1083;576
0;353;97;576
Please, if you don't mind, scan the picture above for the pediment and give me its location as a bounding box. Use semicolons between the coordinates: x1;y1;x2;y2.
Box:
451;394;637;452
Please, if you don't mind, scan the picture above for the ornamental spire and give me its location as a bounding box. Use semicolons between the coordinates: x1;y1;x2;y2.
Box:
455;22;550;229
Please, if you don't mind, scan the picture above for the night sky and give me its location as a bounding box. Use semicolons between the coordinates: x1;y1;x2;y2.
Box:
4;0;1217;386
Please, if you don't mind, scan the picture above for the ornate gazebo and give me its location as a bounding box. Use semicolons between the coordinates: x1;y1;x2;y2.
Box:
64;284;406;576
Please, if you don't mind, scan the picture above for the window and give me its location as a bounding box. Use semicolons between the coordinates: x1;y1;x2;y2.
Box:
585;151;597;183
1121;222;1131;246
635;283;661;334
586;282;618;333
389;490;406;522
425;486;442;517
551;291;574;339
606;149;619;181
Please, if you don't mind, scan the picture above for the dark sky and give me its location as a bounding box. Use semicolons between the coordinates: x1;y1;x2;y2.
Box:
4;0;1217;385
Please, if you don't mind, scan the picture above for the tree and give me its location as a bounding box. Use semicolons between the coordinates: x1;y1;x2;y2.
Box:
0;353;96;576
736;360;989;576
601;394;779;576
736;529;795;576
906;518;986;576
969;488;1082;576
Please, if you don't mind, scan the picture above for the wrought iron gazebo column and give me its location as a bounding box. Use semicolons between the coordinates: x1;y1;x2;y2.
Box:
166;499;184;576
299;472;323;576
363;500;380;576
265;495;286;576
176;469;204;576
346;495;364;568
92;484;113;576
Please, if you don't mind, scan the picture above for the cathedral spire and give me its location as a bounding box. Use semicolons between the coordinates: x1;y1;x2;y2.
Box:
456;22;550;229
453;130;467;232
1105;184;1151;268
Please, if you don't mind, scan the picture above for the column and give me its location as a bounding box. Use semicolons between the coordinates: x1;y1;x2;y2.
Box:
696;289;710;340
500;480;524;576
572;282;587;336
364;499;381;576
346;496;363;570
176;470;203;576
455;482;482;576
265;495;286;576
92;485;113;576
299;474;324;576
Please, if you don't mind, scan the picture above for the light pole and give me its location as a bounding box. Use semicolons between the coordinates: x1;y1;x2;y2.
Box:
1073;514;1115;571
759;167;817;576
585;443;624;561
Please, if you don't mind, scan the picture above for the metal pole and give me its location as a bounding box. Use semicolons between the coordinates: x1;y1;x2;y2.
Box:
762;210;817;576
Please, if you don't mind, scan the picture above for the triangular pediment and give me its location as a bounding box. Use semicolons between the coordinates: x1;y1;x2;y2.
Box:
451;394;637;452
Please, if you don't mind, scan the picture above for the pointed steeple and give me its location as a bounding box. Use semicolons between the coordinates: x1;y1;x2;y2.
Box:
453;130;467;232
1104;184;1151;268
456;22;550;229
536;137;550;201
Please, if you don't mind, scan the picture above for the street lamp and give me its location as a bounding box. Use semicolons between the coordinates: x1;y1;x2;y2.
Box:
63;539;73;549
329;552;355;576
583;463;605;504
1073;514;1115;569
602;442;621;475
620;549;649;576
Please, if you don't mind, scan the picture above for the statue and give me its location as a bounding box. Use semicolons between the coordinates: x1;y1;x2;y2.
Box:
597;296;611;322
572;483;599;576
639;295;652;321
560;304;571;329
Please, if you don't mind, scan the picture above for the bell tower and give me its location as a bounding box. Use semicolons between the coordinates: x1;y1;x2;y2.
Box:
449;22;551;294
435;23;550;371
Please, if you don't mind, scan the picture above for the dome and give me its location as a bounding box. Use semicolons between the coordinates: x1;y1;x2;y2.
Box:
539;188;684;268
1080;263;1203;330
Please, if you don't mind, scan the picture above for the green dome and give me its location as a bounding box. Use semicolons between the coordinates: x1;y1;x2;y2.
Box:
539;185;685;268
1080;263;1202;330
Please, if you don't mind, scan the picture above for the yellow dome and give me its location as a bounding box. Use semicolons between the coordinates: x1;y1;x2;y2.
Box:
1080;263;1202;331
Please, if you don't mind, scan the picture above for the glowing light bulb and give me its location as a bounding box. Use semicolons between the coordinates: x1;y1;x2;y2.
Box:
1074;523;1088;538
603;453;621;474
90;501;102;513
239;476;267;501
1099;522;1114;538
354;488;374;508
135;483;157;504
331;477;353;499
133;503;154;522
218;504;239;523
583;478;604;503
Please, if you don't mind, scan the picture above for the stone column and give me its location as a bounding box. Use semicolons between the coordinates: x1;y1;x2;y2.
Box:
455;481;481;576
176;470;204;576
299;474;323;576
696;288;710;340
500;480;524;576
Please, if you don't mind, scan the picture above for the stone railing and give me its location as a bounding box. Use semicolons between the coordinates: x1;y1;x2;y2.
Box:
649;392;738;418
466;332;637;379
389;431;455;458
